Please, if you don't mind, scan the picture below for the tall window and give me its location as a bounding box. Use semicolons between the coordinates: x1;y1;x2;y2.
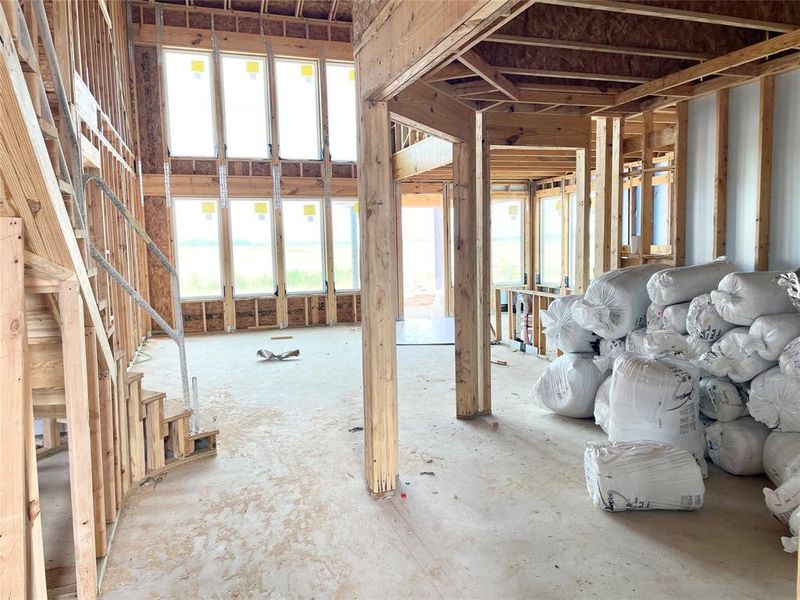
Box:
230;199;275;296
221;54;269;159
283;199;325;293
163;50;215;157
174;198;222;298
326;62;357;162
331;199;360;290
539;195;562;287
491;197;524;285
275;58;321;160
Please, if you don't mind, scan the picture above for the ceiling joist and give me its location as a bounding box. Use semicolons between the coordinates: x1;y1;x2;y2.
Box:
459;49;522;100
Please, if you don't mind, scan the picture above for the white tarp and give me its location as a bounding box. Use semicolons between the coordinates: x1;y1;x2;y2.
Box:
594;376;612;433
540;295;601;354
698;377;749;422
705;417;769;475
662;302;691;335
779;336;800;377
647;258;737;306
763;432;800;486
744;313;800;361
711;271;797;326
696;328;776;383
608;353;707;475
530;353;605;418
749;367;800;432
584;441;704;511
686;293;736;342
764;472;800;524
573;264;667;339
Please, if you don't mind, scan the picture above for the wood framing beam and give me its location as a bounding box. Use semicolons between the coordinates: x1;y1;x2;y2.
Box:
594;118;612;274
639;111;654;256
755;76;775;271
486;112;591;148
536;0;797;32
609;117;623;268
455;89;618;107
392;136;453;180
713;89;729;258
389;81;475;143
459;49;521;100
671;101;688;266
574;147;591;291
354;0;511;101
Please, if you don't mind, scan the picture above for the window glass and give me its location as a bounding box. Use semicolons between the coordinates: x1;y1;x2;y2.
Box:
230;199;275;296
568;193;576;288
221;55;269;159
275;58;321;160
326;62;357;162
653;183;669;246
283;199;325;293
174;198;222;298
539;196;562;287
491;198;524;285
622;187;631;245
163;50;215;157
331;199;360;290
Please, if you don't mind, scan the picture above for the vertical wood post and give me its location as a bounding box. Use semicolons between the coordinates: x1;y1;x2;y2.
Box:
574;147;591;292
755;75;774;271
640;110;654;259
609;117;623;269
594;117;612;275
357;95;398;495
672;101;688;266
0;217;26;599
84;328;106;556
713;89;729;258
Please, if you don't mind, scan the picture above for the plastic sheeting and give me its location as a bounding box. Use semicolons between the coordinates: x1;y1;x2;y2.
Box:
765;472;800;524
749;367;800;432
711;271;797;326
608;353;707;474
594;337;626;374
763;432;800;486
647;258;737;306
594;377;612;433
779;336;800;377
782;508;800;553
540;295;600;354
696;328;776;383
584;441;704;511
572;264;667;339
744;313;800;361
530;353;605;418
646;303;666;332
642;330;690;357
662;302;691;335
625;328;647;354
686;293;736;342
698;377;749;422
705;417;769;475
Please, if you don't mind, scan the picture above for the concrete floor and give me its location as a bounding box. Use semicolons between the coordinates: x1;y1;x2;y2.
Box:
101;326;794;599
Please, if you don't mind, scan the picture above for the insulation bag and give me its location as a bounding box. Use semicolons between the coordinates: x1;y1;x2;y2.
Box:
764;472;800;524
711;271;797;326
696;328;776;383
607;353;706;474
642;330;689;357
744;314;800;362
782;508;800;553
594;376;612;434
661;302;690;335
584;441;704;512
625;328;647;354
530;353;605;418
572;263;667;339
698;377;749;422
763;432;800;486
748;367;800;432
647;258;737;306
594;337;626;375
780;336;800;377
646;303;666;333
686;293;735;342
687;334;712;361
705;417;769;476
540;295;600;354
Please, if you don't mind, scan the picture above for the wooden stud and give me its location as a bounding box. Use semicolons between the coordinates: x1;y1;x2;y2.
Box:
594;117;612;274
640;111;654;257
713;89;729;258
574;147;591;292
98;367;116;521
755;75;774;271
126;375;146;483
84;327;106;557
671;101;688;267
609;117;623;269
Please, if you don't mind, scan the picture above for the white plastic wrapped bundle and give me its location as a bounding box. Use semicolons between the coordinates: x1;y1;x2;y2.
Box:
705;417;769;475
594;377;612;433
646;303;665;332
625;328;647;354
687;334;712;361
763;432;800;486
780;336;800;377
661;302;690;335
698;377;749;422
642;330;689;357
743;314;800;361
584;441;704;511
696;328;776;383
749;367;800;432
711;271;797;326
530;353;605;418
608;353;706;474
764;472;800;524
594;337;626;374
647;258;737;306
686;293;736;342
572;264;667;339
540;295;600;354
781;508;800;553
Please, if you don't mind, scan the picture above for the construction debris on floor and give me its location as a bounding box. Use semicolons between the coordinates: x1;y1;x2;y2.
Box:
256;348;301;361
532;258;800;551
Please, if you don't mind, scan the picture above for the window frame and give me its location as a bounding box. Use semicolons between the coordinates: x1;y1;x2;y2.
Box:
490;195;526;287
274;56;323;161
330;197;361;293
220;53;271;160
281;197;327;295
172;196;225;301
229;197;278;299
324;60;357;163
537;194;563;289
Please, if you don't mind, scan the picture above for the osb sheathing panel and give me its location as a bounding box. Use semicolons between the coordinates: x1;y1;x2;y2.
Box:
234;299;257;329
256;298;278;327
134;46;164;174
144;196;175;331
286;295;328;326
182;302;205;334
336;295;360;323
287;296;307;326
204;301;225;332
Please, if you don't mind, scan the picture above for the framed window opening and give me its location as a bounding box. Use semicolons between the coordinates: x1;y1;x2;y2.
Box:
275;57;322;160
331;198;360;291
282;198;326;294
221;54;270;159
230;198;276;297
173;197;224;299
491;195;525;286
325;61;357;162
538;195;563;288
162;49;216;158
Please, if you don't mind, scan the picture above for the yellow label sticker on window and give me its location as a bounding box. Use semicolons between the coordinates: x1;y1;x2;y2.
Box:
191;60;205;73
352;203;359;213
348;68;355;81
254;202;268;214
201;201;216;214
300;64;314;77
508;204;519;216
246;61;260;74
303;204;316;216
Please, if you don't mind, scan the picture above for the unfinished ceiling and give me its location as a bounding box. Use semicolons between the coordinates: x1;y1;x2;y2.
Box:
152;0;353;22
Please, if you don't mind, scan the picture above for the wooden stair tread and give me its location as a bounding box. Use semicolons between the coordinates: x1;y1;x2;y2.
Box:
188;429;219;441
163;398;192;423
124;371;144;384
141;389;166;405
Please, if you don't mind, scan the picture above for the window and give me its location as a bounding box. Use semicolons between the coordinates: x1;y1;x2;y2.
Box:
230;199;275;296
174;198;222;298
331;199;360;290
491;197;524;285
275;58;321;160
221;54;269;159
653;183;669;246
539;195;562;287
163;50;215;157
283;199;325;293
326;62;357;162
